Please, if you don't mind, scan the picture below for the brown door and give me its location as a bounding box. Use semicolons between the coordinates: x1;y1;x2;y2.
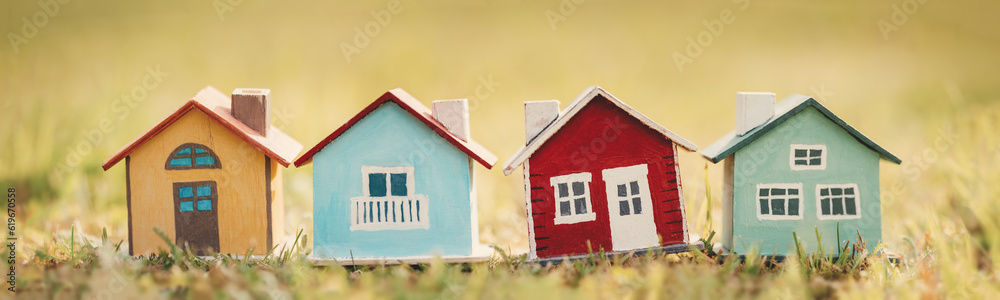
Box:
173;181;220;255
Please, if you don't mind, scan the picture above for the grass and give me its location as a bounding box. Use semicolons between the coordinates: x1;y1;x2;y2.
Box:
4;0;1000;298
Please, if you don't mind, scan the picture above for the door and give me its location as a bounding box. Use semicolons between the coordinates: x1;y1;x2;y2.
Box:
602;164;658;251
173;181;220;255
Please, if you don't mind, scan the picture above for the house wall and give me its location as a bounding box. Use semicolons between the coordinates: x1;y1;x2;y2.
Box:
128;109;273;255
312;102;474;258
729;107;881;255
528;96;687;258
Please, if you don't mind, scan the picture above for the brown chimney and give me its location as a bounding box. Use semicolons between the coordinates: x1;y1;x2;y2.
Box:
231;88;271;136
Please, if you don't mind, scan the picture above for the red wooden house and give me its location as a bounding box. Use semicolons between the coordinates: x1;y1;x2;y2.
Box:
502;86;698;260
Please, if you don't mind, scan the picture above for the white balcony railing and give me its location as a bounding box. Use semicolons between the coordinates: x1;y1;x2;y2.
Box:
349;195;430;231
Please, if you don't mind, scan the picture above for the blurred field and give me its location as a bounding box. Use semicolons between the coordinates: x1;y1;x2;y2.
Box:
2;0;1000;298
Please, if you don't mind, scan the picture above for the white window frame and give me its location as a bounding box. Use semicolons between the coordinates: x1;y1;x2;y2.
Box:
815;183;861;220
755;183;804;220
351;166;428;231
790;144;827;170
361;166;415;197
550;172;596;225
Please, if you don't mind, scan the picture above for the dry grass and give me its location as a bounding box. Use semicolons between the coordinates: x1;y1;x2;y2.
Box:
3;0;1000;298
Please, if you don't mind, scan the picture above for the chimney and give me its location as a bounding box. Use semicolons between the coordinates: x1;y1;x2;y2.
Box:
524;100;560;144
735;92;775;136
431;99;470;142
231;88;271;137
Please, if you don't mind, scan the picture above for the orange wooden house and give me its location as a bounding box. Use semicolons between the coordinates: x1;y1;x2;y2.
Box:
102;86;302;255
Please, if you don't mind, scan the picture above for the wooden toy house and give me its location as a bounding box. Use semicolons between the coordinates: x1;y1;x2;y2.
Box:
102;86;303;256
700;92;901;256
501;86;699;261
294;88;497;264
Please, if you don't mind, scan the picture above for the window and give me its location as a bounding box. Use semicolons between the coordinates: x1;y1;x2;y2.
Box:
616;181;643;216
174;181;217;212
790;144;826;170
816;184;861;220
755;183;803;220
165;143;221;170
550;172;596;224
351;166;428;231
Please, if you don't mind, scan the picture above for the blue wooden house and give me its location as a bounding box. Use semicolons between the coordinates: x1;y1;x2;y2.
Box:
294;88;497;263
700;92;901;256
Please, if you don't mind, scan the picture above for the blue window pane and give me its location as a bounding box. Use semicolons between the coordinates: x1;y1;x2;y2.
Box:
196;186;211;197
169;158;191;167
178;187;194;198
369;173;387;197
194;147;208;154
179;201;194;212
197;200;212;211
194;156;215;166
176;148;192;155
390;173;407;196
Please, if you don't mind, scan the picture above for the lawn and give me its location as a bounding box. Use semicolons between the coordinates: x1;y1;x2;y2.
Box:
2;0;999;298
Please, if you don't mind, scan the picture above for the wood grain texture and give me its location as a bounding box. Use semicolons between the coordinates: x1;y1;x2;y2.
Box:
128;109;274;255
523;94;690;259
231;88;271;137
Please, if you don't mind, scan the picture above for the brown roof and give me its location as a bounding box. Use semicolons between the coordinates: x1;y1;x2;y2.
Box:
102;86;303;170
294;88;497;169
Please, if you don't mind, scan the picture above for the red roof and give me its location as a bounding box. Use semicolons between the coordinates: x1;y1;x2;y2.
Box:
294;88;497;169
102;86;303;170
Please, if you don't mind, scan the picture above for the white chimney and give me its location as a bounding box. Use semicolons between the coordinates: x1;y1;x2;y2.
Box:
431;99;470;142
232;88;271;137
735;92;775;136
524;100;560;144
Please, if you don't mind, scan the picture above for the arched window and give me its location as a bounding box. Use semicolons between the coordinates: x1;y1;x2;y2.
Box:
165;143;221;170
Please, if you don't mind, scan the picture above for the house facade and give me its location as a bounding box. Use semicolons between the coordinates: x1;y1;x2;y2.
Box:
102;87;302;256
295;89;497;259
502;86;698;259
701;93;901;255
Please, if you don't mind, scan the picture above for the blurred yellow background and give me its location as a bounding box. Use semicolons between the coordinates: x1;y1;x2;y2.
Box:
2;0;998;256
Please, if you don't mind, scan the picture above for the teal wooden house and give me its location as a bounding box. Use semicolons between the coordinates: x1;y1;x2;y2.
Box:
700;92;901;256
294;88;497;264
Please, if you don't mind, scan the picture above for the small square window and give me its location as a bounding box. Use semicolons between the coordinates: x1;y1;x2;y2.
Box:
180;201;194;212
572;182;585;196
617;184;627;197
179;187;194;198
790;145;827;170
619;200;630;216
390;173;407;196
558;183;569;198
559;201;571;216
756;184;803;220
574;197;588;214
817;184;860;220
196;186;211;197
369;173;387;197
197;200;212;211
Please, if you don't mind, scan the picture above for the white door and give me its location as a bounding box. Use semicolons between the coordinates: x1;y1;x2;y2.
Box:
602;164;658;251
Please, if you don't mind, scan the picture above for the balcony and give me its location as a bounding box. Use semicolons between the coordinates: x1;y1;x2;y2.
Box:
349;195;430;231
